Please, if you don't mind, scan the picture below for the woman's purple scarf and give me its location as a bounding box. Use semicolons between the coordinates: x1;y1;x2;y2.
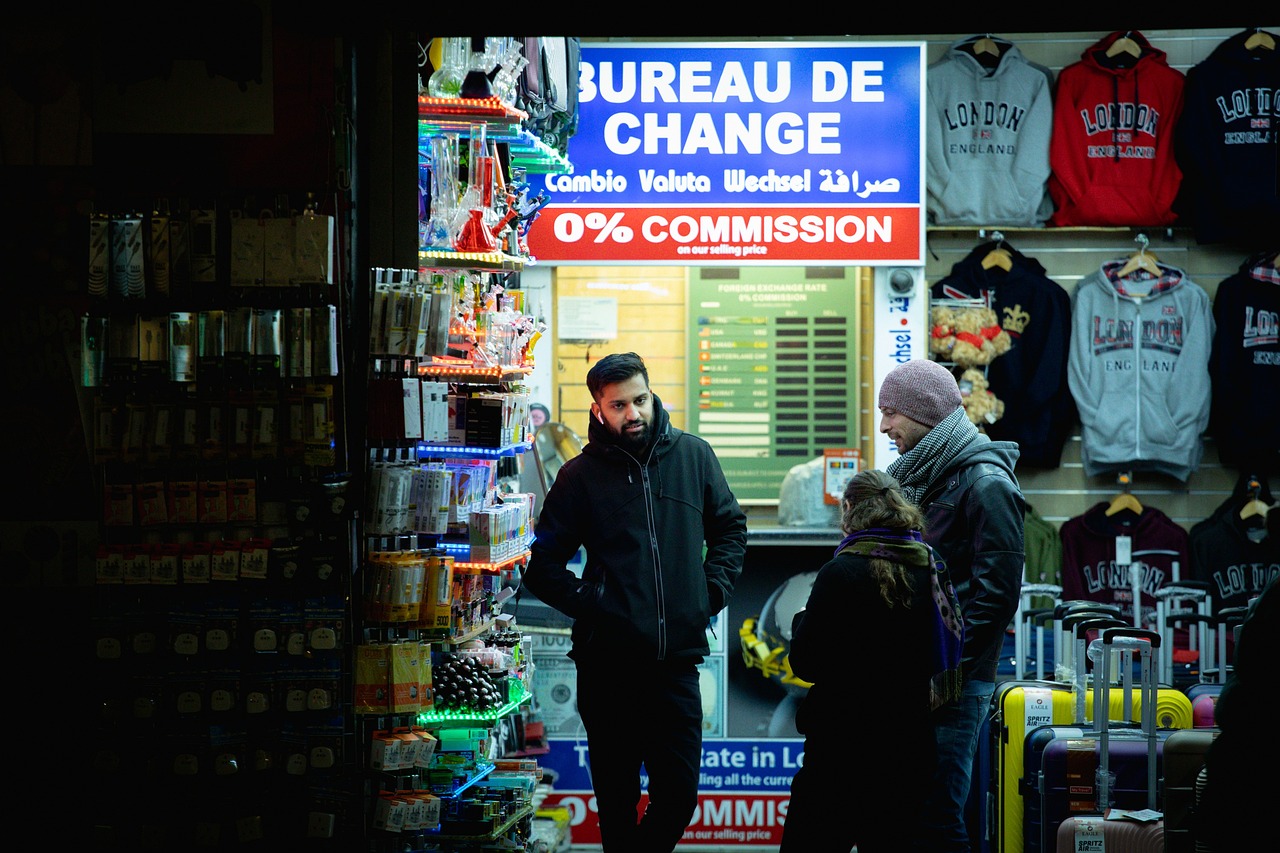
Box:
835;527;965;711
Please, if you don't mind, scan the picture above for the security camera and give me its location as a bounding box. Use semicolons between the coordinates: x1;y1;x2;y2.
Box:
888;268;915;294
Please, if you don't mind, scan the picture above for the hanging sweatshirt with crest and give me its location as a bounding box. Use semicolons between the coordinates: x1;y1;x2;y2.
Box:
1060;501;1190;631
1067;260;1213;483
1049;30;1186;226
1176;29;1280;246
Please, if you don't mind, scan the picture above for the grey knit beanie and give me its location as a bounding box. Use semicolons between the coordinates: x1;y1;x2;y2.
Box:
878;359;962;428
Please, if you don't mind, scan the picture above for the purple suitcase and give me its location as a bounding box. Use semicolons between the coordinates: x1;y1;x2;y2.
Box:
1048;628;1167;853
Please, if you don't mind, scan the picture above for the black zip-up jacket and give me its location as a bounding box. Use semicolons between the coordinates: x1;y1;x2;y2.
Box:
919;436;1025;683
522;394;748;663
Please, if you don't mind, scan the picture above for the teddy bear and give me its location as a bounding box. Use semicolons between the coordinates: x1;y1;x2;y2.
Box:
959;368;1005;428
949;305;1012;367
929;304;958;360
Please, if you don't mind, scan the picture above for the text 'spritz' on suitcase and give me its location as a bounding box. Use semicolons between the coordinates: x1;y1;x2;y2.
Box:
1053;628;1167;853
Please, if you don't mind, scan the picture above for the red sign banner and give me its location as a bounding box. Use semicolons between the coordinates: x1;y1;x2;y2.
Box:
526;205;920;265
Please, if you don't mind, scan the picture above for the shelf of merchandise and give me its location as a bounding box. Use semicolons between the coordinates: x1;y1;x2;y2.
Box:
359;91;569;850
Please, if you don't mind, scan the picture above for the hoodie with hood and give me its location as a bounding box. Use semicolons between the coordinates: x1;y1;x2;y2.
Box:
522;392;748;663
1067;260;1214;483
1060;501;1190;631
1176;29;1280;246
927;34;1055;226
1207;251;1280;474
1049;30;1186;226
932;240;1076;467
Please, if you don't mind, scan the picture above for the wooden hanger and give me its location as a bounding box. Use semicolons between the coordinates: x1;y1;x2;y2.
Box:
1240;499;1272;520
1106;472;1142;517
981;246;1013;271
973;35;1000;57
1115;233;1161;278
1245;29;1276;51
979;230;1013;271
1107;33;1142;58
1115;248;1161;278
1106;492;1143;516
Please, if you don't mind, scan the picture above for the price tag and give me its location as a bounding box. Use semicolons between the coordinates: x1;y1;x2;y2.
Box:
1071;816;1104;852
1115;535;1132;566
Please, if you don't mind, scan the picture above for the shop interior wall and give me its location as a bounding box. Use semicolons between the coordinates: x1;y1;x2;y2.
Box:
549;27;1275;532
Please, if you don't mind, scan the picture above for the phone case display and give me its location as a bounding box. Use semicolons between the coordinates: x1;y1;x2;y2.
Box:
1048;30;1186;227
1175;28;1280;247
358;263;542;849
83;195;358;848
356;66;573;848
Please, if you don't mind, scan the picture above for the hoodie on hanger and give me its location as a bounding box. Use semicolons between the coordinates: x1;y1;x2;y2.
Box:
1060;500;1190;631
931;241;1076;467
1208;251;1280;473
1066;258;1214;482
1048;30;1186;227
926;35;1055;226
1175;29;1280;246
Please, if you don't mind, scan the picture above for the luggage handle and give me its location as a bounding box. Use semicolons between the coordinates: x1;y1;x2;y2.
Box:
1155;583;1213;678
1019;607;1055;680
1095;628;1160;811
1205;606;1250;684
1068;617;1127;724
1161;610;1212;684
1055;607;1124;679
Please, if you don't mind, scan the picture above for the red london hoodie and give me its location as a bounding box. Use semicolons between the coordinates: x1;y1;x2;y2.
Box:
1048;31;1186;226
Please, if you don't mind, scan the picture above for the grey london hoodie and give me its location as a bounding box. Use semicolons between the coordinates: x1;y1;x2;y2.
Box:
1067;261;1214;483
926;35;1055;226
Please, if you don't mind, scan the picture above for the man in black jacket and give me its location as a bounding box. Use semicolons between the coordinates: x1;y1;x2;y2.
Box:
522;352;748;853
879;358;1025;853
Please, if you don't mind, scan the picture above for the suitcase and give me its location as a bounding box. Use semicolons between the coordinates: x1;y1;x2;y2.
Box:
1056;815;1164;853
992;613;1126;853
1191;692;1218;728
1163;728;1218;853
1052;628;1168;853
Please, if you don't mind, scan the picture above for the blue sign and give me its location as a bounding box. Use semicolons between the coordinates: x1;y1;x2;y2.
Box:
546;41;925;208
541;737;803;794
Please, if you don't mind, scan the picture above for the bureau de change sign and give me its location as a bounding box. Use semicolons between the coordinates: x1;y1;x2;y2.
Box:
525;40;926;266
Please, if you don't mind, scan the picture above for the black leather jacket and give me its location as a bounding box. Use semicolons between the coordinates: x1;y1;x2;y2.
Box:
919;435;1025;682
522;395;748;663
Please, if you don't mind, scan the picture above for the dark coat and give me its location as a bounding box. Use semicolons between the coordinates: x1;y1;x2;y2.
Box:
790;548;937;736
522;394;748;662
919;436;1025;682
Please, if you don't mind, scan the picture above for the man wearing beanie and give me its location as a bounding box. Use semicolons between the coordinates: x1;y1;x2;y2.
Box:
879;358;1025;853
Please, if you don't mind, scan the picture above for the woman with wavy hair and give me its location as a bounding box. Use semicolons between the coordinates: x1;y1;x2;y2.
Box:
780;468;963;853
